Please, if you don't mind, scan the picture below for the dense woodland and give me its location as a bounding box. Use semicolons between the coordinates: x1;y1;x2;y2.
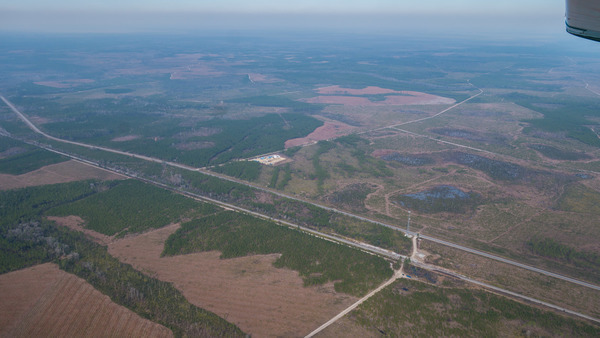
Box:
48;180;214;236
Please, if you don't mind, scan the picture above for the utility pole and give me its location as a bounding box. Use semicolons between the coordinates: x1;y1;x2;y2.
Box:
407;210;411;233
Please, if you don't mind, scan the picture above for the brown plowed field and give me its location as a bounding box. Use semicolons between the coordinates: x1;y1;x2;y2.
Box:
0;263;172;337
285;120;355;148
108;224;358;337
0;160;124;191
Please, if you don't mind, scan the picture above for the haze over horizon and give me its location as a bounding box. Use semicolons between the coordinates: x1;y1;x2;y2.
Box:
1;0;566;39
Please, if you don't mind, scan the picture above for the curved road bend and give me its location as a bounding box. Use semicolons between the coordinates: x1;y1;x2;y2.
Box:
2;94;600;293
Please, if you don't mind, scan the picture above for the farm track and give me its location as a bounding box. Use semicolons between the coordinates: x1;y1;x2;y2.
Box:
3;94;600;326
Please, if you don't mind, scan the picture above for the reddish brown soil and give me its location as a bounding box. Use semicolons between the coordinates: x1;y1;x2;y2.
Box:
317;85;403;95
108;224;358;338
285;121;356;148
33;79;94;88
0;263;172;337
111;135;140;142
47;215;114;246
0;160;124;191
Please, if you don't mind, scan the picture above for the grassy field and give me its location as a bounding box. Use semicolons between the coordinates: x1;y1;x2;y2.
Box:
420;240;600;318
350;278;600;337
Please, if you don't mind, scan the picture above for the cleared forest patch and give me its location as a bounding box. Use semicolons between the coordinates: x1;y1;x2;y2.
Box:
0;263;172;337
304;88;455;106
108;224;358;338
285;120;355;148
47;215;113;246
0;160;124;191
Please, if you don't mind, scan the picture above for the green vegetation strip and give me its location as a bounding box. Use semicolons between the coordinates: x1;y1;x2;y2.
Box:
528;238;600;275
353;278;600;337
163;211;393;297
312;141;335;195
211;161;262;181
0;137;68;175
48;180;215;237
557;183;600;215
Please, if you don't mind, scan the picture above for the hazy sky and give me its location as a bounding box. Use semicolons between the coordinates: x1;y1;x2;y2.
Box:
0;0;565;36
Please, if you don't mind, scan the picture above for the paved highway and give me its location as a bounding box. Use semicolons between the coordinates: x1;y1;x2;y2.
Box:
411;259;600;324
2;94;600;293
418;234;600;292
3;94;600;326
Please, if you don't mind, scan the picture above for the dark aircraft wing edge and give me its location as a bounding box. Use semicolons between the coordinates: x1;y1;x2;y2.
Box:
566;22;600;42
566;0;600;42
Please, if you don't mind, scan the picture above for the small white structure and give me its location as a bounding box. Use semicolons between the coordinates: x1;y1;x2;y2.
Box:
250;154;287;166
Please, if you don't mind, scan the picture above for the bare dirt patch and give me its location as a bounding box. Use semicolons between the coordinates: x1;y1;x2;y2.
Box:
247;73;282;83
317;85;402;95
304;94;454;106
311;86;456;106
174;141;215;150
174;127;222;139
0;263;172;337
47;215;113;246
111;135;141;142
33;79;94;88
0;160;125;191
285;120;356;148
108;224;358;337
29;116;51;125
0;147;27;159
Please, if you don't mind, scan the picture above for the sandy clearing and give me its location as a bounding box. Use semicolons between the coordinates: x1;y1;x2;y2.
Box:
0;160;125;191
0;263;172;337
247;73;282;83
285;120;356;148
111;135;141;142
29;116;51;125
317;85;404;95
33;79;94;88
47;215;114;246
304;96;373;106
108;224;358;338
382;94;455;105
